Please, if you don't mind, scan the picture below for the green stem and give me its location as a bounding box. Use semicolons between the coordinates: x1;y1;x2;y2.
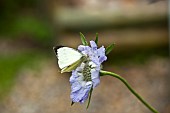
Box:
100;70;159;113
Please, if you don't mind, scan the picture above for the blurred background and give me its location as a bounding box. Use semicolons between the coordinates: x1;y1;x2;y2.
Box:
0;0;169;113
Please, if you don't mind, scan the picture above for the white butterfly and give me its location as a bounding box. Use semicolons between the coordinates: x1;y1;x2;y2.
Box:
53;46;86;73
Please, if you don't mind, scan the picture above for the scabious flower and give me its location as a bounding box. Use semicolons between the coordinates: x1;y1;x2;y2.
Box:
70;41;107;103
54;33;158;113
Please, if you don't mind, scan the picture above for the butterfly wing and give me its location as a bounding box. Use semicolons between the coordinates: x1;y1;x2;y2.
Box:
53;46;85;72
60;56;86;73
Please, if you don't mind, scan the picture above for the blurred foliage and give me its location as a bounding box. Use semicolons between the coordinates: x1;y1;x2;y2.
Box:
0;0;53;46
0;0;38;31
11;16;53;44
0;0;37;18
0;51;49;100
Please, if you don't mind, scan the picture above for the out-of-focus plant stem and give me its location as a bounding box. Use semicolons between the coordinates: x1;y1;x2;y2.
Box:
100;70;159;113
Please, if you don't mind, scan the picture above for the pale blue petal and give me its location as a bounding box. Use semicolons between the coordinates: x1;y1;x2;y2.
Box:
71;82;82;93
92;78;100;88
90;41;97;50
97;46;107;63
99;56;107;63
91;69;99;80
71;82;92;103
78;45;85;52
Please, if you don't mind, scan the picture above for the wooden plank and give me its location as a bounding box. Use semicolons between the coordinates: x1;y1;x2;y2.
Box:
54;8;167;31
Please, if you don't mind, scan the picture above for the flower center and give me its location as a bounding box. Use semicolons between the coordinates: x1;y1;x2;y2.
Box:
83;62;91;81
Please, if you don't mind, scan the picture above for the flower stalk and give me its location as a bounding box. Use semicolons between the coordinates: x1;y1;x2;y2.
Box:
100;70;159;113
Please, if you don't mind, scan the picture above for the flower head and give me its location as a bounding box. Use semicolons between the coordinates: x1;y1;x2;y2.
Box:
54;33;158;112
70;41;107;103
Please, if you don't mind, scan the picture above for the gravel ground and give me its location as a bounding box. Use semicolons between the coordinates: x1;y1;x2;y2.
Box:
0;57;169;113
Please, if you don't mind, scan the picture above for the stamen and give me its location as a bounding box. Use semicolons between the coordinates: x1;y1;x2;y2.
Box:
83;62;92;81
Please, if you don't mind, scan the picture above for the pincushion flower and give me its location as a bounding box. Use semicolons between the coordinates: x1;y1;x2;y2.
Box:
70;41;107;103
53;33;159;112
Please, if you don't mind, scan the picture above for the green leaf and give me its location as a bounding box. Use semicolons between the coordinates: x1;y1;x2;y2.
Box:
95;33;98;45
86;87;93;109
80;32;88;46
106;43;114;55
71;101;75;106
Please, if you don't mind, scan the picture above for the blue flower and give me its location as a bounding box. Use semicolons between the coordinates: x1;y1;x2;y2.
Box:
70;41;107;103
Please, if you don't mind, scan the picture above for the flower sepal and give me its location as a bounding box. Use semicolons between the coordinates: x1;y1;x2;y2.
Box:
71;101;75;106
86;86;93;109
80;32;88;46
106;43;115;55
